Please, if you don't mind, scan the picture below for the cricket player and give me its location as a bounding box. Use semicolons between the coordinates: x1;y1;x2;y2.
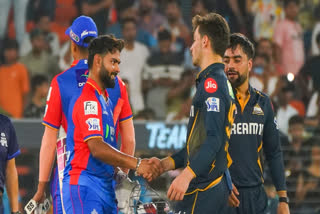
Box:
159;13;236;213
223;33;290;214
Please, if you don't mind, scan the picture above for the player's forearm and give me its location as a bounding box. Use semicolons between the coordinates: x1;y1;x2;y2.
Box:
39;127;58;181
88;138;138;170
6;159;19;212
119;121;135;156
161;157;175;172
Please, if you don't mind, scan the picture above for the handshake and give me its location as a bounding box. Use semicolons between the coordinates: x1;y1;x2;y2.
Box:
134;157;173;182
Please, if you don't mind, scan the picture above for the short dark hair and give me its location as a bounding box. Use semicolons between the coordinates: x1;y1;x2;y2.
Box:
228;33;255;59
3;39;19;50
88;35;124;69
158;29;171;41
283;0;299;8
288;115;304;127
78;36;95;53
192;13;230;57
121;17;136;29
31;74;48;93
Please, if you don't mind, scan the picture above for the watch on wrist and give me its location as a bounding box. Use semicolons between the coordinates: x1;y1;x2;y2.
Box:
279;197;289;204
134;157;142;176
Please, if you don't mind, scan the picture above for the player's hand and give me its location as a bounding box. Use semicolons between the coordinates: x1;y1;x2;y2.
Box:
167;167;195;201
136;158;160;181
32;181;48;203
228;183;240;207
277;202;290;214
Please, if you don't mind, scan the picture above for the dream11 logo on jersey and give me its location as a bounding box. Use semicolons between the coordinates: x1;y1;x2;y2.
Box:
204;78;218;93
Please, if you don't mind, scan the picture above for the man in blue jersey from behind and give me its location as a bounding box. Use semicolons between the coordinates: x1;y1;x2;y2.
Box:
62;35;160;214
223;33;290;214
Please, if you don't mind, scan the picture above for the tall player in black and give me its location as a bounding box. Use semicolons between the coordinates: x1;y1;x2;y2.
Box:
159;13;236;214
223;33;290;214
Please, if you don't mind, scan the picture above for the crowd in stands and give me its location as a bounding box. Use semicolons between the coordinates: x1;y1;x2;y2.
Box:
0;0;319;213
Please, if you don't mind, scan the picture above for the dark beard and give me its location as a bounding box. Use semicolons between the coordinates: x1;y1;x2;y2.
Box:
100;65;116;88
228;70;247;88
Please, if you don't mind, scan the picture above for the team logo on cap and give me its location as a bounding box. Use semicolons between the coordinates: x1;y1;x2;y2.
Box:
70;30;80;42
204;78;218;93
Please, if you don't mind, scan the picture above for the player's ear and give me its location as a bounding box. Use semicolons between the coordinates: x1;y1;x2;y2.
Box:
94;54;102;69
202;35;209;48
248;58;253;73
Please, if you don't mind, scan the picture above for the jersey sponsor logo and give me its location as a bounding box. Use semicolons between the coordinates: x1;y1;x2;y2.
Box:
190;105;194;117
205;97;220;112
86;118;100;131
84;101;98;115
80;30;97;38
0;132;8;147
231;122;264;135
252;104;264;115
204;78;218;93
76;68;89;88
227;80;235;99
274;117;279;129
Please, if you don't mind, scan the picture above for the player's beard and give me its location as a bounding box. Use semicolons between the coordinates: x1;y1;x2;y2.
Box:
227;69;247;88
100;64;117;89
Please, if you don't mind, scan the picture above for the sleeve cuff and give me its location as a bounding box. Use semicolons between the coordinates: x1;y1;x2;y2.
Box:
168;156;176;170
84;135;103;142
7;149;21;160
42;121;59;130
186;166;197;178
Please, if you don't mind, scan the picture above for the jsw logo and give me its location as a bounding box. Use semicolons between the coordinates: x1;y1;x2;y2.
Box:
78;82;85;87
206;81;217;89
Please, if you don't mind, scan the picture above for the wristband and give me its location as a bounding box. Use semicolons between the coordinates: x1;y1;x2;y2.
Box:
279;197;289;204
135;158;142;176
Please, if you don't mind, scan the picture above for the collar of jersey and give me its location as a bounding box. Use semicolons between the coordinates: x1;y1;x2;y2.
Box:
196;63;225;80
71;60;79;67
86;78;105;96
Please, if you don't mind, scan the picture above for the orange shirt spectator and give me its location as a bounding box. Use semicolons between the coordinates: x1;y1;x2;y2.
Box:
0;39;30;118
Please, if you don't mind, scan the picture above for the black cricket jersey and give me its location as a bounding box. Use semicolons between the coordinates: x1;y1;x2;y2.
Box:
0;114;20;193
229;86;286;191
171;63;236;194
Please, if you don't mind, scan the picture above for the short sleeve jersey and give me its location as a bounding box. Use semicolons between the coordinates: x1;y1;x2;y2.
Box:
0;114;20;193
64;78;116;203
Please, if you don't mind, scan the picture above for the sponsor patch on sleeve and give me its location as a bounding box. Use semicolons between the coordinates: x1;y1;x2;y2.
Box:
84;101;98;115
204;78;218;93
86;118;100;131
205;97;220;112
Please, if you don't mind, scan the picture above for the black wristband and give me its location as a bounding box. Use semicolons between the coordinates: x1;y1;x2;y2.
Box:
279;197;289;204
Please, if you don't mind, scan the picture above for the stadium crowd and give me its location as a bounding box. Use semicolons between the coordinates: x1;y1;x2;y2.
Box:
0;0;319;213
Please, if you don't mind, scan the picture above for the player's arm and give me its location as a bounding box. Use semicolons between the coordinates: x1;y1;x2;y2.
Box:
188;89;226;176
33;77;61;201
6;118;21;213
119;119;135;173
262;97;288;198
34;127;58;200
6;158;19;212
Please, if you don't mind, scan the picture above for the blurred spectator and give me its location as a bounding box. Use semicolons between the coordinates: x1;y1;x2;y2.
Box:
77;0;113;34
249;53;269;92
295;140;320;213
119;18;150;114
191;0;209;17
276;85;299;135
107;3;156;47
166;69;195;122
305;89;320;128
273;0;304;76
134;108;156;120
20;28;58;79
311;5;320;56
137;0;165;37
163;0;191;48
296;32;320;110
283;115;311;205
142;29;184;119
20;13;60;57
251;0;283;41
24;75;49;118
0;0;28;44
0;39;30;118
58;42;72;71
26;0;56;21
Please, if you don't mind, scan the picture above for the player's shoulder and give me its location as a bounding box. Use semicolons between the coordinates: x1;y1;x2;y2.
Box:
250;87;272;106
0;114;12;128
